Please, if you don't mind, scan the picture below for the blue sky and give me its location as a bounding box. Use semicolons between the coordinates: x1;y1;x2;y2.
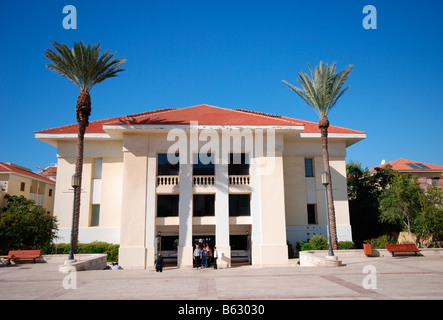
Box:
1;0;442;172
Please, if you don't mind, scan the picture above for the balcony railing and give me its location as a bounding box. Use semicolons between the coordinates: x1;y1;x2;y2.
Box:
193;175;215;186
156;175;251;187
157;176;179;186
229;175;251;185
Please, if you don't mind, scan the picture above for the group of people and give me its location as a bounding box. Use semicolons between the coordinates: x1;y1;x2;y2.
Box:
193;244;218;269
153;242;220;273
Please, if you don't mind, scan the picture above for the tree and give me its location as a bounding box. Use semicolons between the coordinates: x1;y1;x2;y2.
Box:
44;41;126;252
0;195;58;254
378;172;422;243
283;62;353;248
346;161;399;247
416;186;443;246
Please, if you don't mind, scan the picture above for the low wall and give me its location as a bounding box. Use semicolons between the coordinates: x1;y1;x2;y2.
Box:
42;254;108;272
299;248;443;267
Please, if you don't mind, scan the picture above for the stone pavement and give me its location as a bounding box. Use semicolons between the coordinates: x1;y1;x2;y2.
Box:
1;255;442;301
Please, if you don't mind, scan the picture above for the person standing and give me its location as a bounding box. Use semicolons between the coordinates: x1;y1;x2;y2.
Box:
155;253;164;272
213;246;218;269
193;245;202;269
201;246;208;268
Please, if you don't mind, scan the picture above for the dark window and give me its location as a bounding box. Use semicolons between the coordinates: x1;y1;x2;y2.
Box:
229;153;250;175
305;158;314;177
157;195;179;217
230;235;248;251
91;204;100;226
49;189;53;197
307;204;317;224
229;194;251;216
193;194;215;216
160;236;179;251
193;153;214;175
158;153;180;175
20;182;25;192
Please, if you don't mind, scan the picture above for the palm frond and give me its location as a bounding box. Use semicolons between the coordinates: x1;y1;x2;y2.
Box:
283;61;353;117
44;41;126;92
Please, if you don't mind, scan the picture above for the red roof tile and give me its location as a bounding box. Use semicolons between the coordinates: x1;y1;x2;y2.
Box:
370;158;443;172
0;162;55;184
35;104;365;135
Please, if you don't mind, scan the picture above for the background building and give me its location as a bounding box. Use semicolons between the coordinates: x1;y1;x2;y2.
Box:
370;158;443;189
0;162;55;214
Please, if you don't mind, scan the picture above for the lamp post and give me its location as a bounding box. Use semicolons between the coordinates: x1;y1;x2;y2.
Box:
321;171;334;257
68;173;80;261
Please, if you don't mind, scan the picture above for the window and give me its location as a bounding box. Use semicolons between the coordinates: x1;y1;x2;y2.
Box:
193;194;215;216
20;182;25;192
91;204;100;226
158;153;180;175
49;189;53;197
229;153;250;175
93;158;103;179
307;204;317;224
229;194;251;216
157;195;179;217
193;153;214;175
305;158;314;177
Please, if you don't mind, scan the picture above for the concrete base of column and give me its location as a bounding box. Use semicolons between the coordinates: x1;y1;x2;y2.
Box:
177;246;194;268
252;244;288;267
215;245;231;268
145;246;156;270
118;246;146;269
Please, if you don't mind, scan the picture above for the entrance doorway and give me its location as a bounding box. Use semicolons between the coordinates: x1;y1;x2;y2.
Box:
156;235;179;267
230;235;251;266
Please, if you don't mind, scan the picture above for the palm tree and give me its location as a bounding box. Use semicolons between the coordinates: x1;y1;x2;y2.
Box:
282;61;353;249
45;41;126;252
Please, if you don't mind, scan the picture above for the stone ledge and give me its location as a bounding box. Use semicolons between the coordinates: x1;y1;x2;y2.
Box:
299;251;342;267
41;254;107;272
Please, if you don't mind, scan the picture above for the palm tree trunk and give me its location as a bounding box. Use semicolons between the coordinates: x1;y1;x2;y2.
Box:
72;90;91;253
319;116;338;249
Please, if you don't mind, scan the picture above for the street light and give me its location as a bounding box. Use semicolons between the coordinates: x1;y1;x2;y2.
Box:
68;173;80;261
321;171;334;257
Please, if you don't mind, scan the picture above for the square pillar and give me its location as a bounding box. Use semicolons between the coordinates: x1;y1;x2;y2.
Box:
144;151;157;269
215;161;231;268
118;150;148;269
178;163;193;268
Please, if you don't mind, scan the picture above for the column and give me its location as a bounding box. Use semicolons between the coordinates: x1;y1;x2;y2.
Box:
118;150;148;269
250;156;263;266
144;151;157;269
177;163;193;268
215;160;230;268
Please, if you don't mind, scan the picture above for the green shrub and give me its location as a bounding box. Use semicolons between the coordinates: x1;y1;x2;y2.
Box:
43;241;119;262
299;241;313;251
338;241;355;250
364;235;396;249
310;234;329;250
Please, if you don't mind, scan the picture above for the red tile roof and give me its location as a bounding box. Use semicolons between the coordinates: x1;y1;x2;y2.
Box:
370;158;443;172
35;104;365;135
0;162;56;184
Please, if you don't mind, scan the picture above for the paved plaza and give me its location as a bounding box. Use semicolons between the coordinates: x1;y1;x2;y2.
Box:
1;255;442;301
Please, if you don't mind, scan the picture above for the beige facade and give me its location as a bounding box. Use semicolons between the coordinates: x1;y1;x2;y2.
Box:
0;162;55;214
35;105;365;269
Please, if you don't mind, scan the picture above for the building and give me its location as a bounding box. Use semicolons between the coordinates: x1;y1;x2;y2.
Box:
0;162;56;214
370;158;443;189
35;104;366;269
